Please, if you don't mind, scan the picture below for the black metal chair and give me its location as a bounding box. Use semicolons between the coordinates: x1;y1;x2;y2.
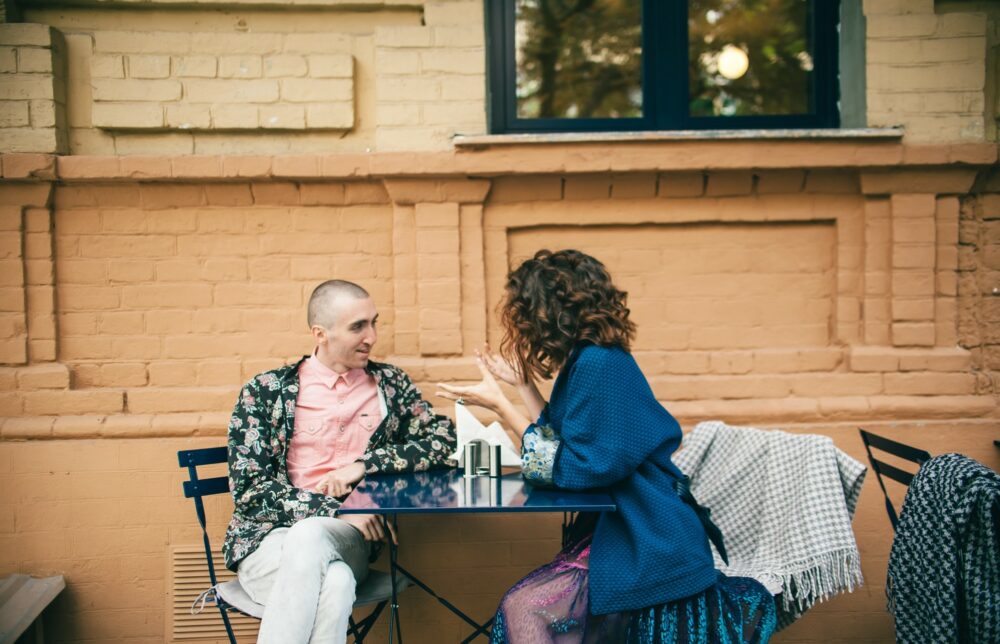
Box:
858;429;931;531
178;446;406;643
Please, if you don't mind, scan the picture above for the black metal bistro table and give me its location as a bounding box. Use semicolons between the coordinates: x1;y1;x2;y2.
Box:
338;468;616;643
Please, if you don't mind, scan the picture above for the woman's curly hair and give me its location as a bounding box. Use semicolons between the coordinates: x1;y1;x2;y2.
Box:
500;249;636;381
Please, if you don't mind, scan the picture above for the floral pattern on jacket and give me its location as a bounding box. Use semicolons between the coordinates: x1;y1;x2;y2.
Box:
223;356;457;571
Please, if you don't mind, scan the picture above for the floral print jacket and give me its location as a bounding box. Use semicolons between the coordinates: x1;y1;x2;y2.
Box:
223;356;457;571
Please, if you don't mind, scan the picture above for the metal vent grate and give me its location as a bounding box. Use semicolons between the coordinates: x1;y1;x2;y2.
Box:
167;546;260;643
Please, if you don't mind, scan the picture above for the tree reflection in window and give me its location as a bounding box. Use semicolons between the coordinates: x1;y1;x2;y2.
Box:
688;0;811;117
515;0;643;119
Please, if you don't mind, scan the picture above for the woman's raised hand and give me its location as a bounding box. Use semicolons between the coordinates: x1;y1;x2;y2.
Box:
436;355;509;413
477;344;524;387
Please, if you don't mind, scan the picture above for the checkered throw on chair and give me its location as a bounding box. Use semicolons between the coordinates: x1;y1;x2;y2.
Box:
887;453;1000;644
672;421;867;629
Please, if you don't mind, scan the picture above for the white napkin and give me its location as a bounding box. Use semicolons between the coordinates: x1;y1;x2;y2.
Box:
448;403;522;468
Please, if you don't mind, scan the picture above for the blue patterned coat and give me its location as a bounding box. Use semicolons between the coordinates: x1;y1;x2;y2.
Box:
522;344;717;614
223;356;456;570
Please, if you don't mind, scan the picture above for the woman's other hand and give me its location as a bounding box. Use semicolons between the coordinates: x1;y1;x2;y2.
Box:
437;356;509;413
478;343;524;387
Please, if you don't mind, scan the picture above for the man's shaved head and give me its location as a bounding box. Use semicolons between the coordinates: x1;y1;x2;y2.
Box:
307;280;370;328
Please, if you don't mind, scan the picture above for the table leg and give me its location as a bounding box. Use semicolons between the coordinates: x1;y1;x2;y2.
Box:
384;515;403;644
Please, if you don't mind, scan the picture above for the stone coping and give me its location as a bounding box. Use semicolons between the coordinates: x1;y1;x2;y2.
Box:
1;140;996;182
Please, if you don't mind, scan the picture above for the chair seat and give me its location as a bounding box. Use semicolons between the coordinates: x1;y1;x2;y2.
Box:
215;569;409;618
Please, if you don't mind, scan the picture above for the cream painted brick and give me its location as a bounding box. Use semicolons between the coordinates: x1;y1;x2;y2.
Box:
90;54;124;79
185;79;279;103
191;32;281;55
923;91;985;113
378;77;441;101
866;15;938;38
219;55;262;79
29;100;56;128
0;24;54;47
869;62;985;92
423;101;484;126
376;50;419;75
305;103;353;129
434;26;485;47
420;49;484;74
424;1;484;26
0;102;29;127
92;79;181;102
920;37;987;63
259;104;306;129
441;76;485;100
0;48;15;73
127;55;170;79
0;77;54;100
376;104;421;126
377;125;452;151
211;104;257;128
306;54;353;78
282;33;352;54
263;55;307;78
280;78;352;102
374;26;433;48
862;0;933;14
937;13;988;37
91;102;163;128
94;30;190;54
174;56;216;78
165;104;211;129
17;47;53;74
0;127;58;152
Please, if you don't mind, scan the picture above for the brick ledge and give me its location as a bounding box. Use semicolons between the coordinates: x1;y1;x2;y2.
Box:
1;141;997;183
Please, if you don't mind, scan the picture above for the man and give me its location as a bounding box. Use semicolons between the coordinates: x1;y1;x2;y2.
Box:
223;279;456;643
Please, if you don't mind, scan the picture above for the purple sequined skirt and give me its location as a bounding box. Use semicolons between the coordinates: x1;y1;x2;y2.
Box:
490;531;776;644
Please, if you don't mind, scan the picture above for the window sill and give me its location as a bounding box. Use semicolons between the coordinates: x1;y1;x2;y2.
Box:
453;128;904;150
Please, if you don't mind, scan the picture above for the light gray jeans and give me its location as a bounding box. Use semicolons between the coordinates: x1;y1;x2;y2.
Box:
237;516;370;644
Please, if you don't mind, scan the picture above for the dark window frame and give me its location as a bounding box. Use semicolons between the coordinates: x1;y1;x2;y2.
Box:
486;0;841;134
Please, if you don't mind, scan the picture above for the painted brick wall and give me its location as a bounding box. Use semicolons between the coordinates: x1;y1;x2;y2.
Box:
865;0;998;141
3;0;995;155
0;144;997;641
0;22;67;153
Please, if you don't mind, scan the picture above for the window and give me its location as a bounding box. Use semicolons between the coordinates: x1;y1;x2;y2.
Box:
486;0;841;133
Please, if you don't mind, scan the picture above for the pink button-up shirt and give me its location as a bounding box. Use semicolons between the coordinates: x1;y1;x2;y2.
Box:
287;355;383;493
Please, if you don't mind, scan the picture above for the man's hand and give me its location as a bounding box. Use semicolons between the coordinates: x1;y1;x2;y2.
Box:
341;513;398;544
317;461;366;497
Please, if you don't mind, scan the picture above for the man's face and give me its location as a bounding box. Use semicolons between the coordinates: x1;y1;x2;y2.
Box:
314;296;378;373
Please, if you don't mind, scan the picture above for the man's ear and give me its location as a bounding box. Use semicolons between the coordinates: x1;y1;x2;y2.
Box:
311;325;327;345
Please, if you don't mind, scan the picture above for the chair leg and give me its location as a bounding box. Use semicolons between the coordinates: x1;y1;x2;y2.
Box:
351;601;388;642
217;604;239;644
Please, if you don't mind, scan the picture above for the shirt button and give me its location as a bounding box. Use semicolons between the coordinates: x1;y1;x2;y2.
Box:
338;398;345;404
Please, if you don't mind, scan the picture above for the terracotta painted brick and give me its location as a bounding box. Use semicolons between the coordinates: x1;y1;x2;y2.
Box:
891;298;935;321
892;322;936;346
122;284;212;309
139;184;206;209
883;372;977;395
16;363;69;389
414;202;459;228
892;244;936;269
22;390;124;415
489;177;562;203
803;171;859;194
791;373;884;397
344;183;389;205
892;272;935;296
126;386;236;414
251;182;299;205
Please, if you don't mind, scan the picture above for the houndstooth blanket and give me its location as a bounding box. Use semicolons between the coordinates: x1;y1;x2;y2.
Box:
887;453;1000;644
672;421;867;629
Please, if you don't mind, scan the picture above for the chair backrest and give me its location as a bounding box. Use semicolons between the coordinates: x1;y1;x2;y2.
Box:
858;429;931;531
178;447;230;590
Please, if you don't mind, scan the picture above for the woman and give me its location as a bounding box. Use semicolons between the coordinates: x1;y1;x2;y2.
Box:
438;249;776;643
